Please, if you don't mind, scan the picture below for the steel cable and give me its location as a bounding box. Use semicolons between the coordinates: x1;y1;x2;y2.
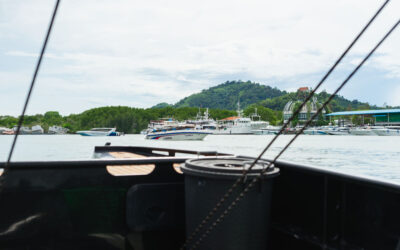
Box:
181;1;390;248
189;19;400;250
5;0;61;167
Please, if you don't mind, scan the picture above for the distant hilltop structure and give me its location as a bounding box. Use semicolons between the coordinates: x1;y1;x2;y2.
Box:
298;87;309;92
283;87;326;126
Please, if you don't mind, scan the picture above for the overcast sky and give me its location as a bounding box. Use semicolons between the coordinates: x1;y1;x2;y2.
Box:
0;0;399;116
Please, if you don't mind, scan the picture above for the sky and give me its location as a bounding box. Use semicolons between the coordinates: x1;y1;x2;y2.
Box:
0;0;399;116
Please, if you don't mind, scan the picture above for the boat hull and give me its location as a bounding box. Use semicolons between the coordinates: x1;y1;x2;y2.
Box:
303;130;328;135
214;126;252;135
145;131;209;140
252;129;278;135
326;131;349;135
76;130;119;136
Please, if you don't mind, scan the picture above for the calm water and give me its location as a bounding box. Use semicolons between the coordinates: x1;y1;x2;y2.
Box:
1;134;400;184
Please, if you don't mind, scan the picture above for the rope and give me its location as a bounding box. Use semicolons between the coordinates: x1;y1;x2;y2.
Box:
5;0;61;167
189;19;399;250
180;1;390;248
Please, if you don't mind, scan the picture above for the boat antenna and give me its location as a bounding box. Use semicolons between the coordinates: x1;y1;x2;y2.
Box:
181;1;392;248
5;0;61;167
189;18;399;250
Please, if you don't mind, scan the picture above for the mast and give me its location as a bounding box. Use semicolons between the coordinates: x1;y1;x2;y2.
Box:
236;101;243;118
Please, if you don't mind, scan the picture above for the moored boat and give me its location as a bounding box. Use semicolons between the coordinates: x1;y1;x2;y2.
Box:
31;125;44;134
76;127;120;136
215;103;253;135
0;127;13;135
303;128;328;135
250;108;270;130
48;125;69;134
145;126;210;140
13;126;31;134
185;108;217;133
326;127;349;135
215;116;253;134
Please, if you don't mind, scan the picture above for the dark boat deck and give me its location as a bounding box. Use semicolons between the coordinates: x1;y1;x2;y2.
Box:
0;146;399;249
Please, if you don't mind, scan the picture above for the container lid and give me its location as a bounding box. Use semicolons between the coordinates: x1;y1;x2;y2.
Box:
181;157;279;179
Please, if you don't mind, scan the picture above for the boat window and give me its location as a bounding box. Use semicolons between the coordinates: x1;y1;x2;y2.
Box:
106;164;155;176
91;128;111;132
151;150;169;156
173;163;183;174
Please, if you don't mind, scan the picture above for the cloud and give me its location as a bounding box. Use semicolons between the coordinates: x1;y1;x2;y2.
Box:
0;0;399;115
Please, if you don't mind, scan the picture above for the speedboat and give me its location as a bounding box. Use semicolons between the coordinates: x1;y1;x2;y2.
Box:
145;126;210;140
76;128;120;136
303;128;328;135
326;127;349;135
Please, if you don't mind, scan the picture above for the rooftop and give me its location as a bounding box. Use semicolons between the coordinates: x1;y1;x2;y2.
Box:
220;116;240;121
325;109;400;116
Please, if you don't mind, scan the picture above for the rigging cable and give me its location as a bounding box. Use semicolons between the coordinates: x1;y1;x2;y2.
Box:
181;0;390;248
189;19;400;250
5;0;61;167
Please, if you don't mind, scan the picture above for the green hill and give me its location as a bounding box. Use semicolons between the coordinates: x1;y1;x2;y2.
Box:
174;80;286;110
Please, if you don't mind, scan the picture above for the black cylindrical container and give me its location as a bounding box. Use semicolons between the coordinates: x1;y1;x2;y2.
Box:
181;157;279;250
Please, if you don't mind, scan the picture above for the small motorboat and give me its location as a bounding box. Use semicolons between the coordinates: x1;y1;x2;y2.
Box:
145;127;210;140
76;128;120;136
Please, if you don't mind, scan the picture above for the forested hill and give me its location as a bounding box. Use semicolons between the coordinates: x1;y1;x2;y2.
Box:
163;80;378;112
173;80;286;110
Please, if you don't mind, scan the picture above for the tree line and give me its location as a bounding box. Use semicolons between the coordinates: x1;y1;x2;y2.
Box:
0;106;281;134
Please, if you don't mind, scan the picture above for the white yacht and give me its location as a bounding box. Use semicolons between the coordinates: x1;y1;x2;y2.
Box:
145;125;210;140
187;108;217;133
143;119;180;135
31;125;44;134
48;125;69;134
76;128;120;136
215;103;253;135
249;108;269;130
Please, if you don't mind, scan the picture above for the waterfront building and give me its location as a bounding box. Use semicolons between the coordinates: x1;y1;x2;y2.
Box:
283;87;325;125
325;109;400;126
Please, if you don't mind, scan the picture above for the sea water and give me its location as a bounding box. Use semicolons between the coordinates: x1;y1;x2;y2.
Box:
0;134;400;184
